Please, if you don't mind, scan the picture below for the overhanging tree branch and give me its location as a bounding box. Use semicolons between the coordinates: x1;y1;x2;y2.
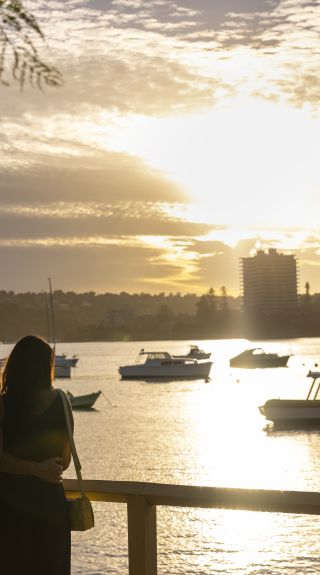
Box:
0;0;62;89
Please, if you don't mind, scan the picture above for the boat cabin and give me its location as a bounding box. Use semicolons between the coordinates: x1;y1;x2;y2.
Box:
139;351;179;365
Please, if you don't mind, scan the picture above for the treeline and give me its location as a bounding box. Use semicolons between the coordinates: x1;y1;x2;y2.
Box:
0;289;243;342
1;289;320;342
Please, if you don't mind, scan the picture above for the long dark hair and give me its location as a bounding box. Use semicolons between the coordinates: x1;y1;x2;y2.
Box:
1;335;54;413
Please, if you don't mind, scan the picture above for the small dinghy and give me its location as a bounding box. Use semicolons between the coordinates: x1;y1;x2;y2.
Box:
66;390;102;410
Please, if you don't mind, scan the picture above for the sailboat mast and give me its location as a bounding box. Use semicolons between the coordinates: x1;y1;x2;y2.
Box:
48;277;56;353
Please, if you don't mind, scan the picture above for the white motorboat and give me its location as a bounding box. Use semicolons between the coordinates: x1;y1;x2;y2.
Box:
259;371;320;428
54;353;78;378
1;354;74;379
173;345;211;360
230;348;291;368
119;350;212;380
67;390;101;410
55;354;78;368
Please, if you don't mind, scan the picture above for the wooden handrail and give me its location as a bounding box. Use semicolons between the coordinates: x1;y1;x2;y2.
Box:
64;478;320;514
63;479;320;575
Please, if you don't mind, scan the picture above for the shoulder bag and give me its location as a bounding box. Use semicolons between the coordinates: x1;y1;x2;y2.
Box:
57;389;94;531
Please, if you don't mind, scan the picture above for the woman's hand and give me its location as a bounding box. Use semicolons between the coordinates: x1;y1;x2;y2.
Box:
0;450;64;482
35;457;63;484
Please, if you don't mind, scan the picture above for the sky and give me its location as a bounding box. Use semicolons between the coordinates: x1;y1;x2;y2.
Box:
1;0;320;296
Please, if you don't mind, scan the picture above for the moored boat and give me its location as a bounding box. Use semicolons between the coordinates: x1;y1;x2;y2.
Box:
230;348;290;368
1;354;75;379
54;353;78;378
47;278;79;379
173;345;211;360
55;354;78;368
67;390;102;410
119;350;212;380
259;371;320;428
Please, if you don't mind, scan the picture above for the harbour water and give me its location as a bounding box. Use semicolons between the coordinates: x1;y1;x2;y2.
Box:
2;337;320;574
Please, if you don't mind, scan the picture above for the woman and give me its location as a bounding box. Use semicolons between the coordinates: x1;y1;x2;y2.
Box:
0;335;73;575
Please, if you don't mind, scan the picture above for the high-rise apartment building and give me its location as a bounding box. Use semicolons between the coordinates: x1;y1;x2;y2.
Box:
241;249;298;317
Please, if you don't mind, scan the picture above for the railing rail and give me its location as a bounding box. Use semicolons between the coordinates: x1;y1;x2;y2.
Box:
64;478;320;575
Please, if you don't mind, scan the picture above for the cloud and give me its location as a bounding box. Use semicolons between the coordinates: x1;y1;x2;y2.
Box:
216;0;320;107
0;201;211;239
1;0;320;294
0;147;187;204
179;238;259;293
12;0;319;115
0;243;170;293
1;1;228;116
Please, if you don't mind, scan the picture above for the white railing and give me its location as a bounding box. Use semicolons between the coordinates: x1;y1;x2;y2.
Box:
64;478;320;575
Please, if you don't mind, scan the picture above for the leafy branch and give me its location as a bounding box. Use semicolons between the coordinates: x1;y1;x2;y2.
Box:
0;0;62;89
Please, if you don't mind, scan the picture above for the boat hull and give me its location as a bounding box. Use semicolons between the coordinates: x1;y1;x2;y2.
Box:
67;391;101;409
230;355;290;369
173;353;211;360
259;399;320;428
119;361;212;380
54;364;71;378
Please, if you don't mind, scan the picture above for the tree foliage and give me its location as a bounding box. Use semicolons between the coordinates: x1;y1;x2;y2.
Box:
0;0;62;89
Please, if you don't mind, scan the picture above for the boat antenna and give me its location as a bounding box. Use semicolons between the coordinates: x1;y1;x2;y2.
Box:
48;277;56;353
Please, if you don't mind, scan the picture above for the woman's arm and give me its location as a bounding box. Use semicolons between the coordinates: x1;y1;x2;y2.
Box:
62;442;71;470
0;396;63;483
0;452;63;483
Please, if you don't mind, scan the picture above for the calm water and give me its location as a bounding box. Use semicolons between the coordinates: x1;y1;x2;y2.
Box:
2;337;320;574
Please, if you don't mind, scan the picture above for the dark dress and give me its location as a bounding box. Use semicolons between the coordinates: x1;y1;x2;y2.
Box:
0;393;72;575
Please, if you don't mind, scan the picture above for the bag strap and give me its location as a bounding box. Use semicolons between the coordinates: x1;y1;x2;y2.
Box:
57;389;85;497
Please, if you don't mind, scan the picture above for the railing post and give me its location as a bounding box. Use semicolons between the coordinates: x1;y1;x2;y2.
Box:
127;494;157;575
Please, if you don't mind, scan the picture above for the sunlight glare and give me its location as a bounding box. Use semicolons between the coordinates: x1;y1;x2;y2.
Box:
109;98;320;230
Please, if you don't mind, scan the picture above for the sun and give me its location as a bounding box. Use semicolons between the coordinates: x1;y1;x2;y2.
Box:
109;97;320;231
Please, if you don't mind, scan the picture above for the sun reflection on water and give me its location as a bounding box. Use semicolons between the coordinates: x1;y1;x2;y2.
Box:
178;340;320;493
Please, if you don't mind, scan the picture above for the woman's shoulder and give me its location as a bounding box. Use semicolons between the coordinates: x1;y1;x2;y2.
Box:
55;389;74;431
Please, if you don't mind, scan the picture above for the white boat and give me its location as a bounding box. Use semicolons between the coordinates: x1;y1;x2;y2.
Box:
67;390;101;410
54;353;78;379
259;371;320;428
230;348;291;368
119;350;212;380
55;363;72;379
55;354;78;368
1;354;74;379
47;278;78;379
173;345;211;360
